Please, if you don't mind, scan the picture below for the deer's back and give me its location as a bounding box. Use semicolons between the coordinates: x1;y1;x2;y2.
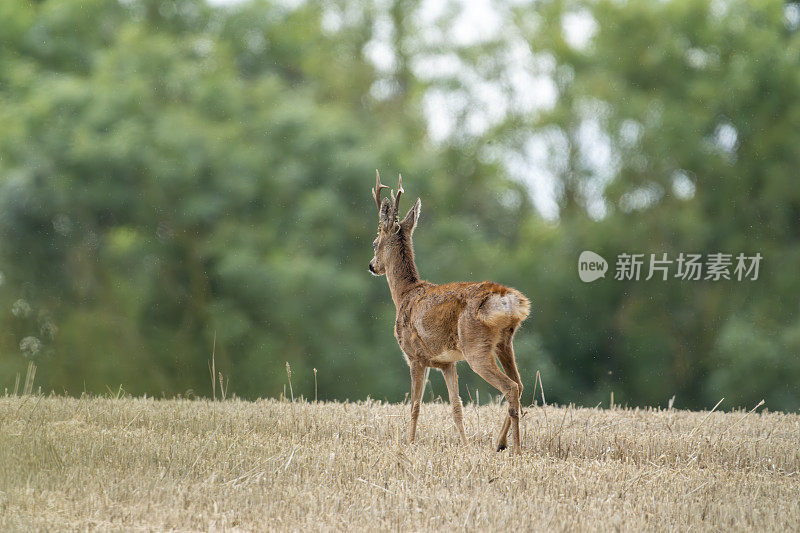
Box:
394;280;530;367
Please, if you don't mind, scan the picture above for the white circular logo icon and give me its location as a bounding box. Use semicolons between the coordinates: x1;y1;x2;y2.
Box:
578;251;608;282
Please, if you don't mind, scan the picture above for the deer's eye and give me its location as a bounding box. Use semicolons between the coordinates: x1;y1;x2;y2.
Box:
372;241;378;250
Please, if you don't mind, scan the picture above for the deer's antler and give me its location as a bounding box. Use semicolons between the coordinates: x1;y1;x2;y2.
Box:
372;170;390;212
390;174;403;219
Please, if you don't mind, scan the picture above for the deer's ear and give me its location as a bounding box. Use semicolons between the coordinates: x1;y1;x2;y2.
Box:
379;198;393;228
400;198;421;234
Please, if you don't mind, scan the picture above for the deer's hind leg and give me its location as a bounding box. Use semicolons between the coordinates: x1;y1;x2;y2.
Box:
495;327;523;452
460;323;522;454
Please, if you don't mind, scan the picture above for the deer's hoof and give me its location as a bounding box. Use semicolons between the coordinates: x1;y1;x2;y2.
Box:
496;443;507;452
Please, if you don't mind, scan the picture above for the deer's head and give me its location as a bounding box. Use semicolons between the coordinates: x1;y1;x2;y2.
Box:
368;170;421;276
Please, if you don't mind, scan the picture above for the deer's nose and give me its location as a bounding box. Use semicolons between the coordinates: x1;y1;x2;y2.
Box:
368;263;376;274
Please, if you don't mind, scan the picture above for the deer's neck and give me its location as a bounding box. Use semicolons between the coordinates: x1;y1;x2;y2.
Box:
386;236;420;308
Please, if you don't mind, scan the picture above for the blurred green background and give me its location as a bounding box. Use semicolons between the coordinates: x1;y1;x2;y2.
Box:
1;0;798;411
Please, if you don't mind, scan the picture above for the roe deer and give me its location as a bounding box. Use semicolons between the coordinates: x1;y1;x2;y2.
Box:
368;171;530;454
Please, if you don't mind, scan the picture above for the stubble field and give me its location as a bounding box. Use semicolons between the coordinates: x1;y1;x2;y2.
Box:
0;394;798;531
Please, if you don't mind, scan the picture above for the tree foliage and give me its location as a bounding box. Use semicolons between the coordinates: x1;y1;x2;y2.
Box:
0;0;797;411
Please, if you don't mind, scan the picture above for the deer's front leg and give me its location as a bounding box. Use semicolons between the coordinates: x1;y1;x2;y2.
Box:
441;363;468;445
408;362;426;444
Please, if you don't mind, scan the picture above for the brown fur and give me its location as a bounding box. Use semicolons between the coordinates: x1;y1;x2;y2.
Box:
369;173;530;454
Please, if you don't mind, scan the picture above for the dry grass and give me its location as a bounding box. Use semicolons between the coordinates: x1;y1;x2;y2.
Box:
0;394;798;531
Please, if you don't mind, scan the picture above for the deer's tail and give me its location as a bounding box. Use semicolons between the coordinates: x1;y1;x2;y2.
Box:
476;288;530;328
